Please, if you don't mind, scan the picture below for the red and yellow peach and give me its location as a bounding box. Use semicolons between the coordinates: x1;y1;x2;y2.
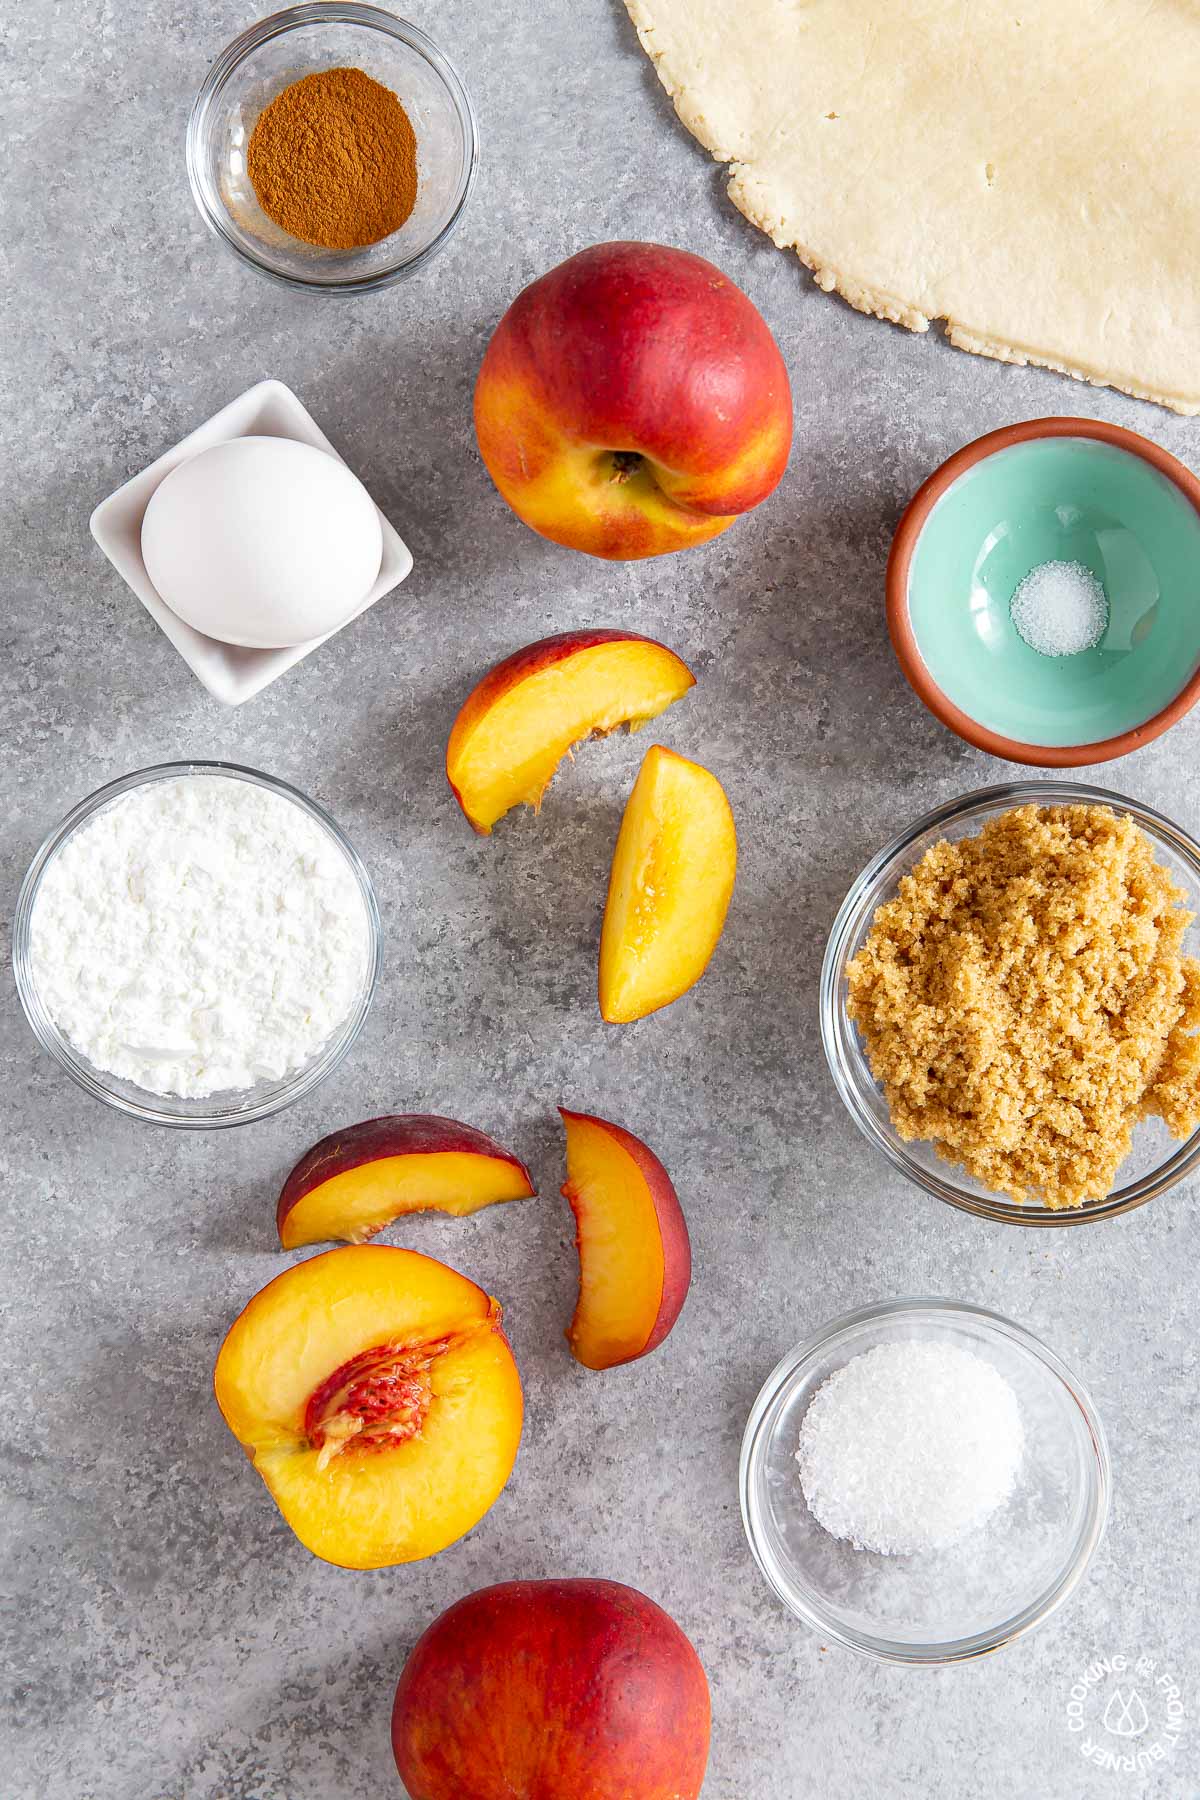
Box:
475;241;793;559
392;1578;711;1799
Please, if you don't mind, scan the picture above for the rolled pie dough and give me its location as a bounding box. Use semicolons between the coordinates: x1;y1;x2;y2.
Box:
625;0;1200;414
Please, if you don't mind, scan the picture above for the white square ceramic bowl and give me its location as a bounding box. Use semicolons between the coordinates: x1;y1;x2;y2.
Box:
90;379;413;706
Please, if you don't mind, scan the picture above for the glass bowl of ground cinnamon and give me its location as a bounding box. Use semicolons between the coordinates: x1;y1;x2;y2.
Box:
187;4;477;293
821;782;1200;1225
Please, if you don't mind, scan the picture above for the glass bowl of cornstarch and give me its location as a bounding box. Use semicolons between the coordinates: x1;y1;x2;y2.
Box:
740;1298;1109;1663
13;761;381;1127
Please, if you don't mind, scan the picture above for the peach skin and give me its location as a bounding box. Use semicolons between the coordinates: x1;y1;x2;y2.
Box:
392;1579;711;1800
213;1246;522;1570
446;628;694;834
276;1114;535;1249
599;743;737;1022
560;1107;691;1369
474;241;793;560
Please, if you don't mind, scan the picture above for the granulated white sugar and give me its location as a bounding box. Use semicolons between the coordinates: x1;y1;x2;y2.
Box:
29;774;371;1098
1010;559;1108;657
795;1340;1023;1556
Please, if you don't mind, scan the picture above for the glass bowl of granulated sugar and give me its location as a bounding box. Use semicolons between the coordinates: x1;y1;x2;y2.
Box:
13;762;382;1128
740;1299;1110;1664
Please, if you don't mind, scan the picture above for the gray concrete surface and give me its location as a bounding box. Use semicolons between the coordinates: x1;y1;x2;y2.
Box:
3;3;1198;1797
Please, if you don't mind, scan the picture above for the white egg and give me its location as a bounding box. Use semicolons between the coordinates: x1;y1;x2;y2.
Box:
140;436;384;649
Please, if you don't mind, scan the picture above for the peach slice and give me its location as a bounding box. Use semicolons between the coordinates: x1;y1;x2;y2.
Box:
599;743;737;1023
445;629;695;834
560;1108;691;1369
276;1115;535;1249
213;1245;522;1570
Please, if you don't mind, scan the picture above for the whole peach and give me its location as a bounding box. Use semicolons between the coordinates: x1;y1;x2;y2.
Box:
474;241;793;559
392;1577;711;1799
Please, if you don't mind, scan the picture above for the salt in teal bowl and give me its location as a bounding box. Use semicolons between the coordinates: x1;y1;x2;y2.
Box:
887;419;1200;766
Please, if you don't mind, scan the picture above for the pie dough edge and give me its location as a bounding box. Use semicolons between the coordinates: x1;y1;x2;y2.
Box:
625;1;1200;417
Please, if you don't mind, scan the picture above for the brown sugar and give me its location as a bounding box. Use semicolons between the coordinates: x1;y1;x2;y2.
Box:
247;67;418;250
846;803;1200;1208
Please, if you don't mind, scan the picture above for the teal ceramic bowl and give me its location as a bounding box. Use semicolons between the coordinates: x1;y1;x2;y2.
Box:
888;419;1200;766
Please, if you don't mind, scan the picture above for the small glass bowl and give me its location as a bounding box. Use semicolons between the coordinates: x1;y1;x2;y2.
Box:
821;780;1200;1225
12;762;382;1128
187;4;478;294
740;1299;1110;1664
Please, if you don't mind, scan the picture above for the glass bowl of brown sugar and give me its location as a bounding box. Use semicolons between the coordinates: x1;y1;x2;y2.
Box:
820;781;1200;1226
187;3;478;294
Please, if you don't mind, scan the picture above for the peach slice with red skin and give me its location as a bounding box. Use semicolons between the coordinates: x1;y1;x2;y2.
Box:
599;742;737;1023
276;1114;535;1249
560;1108;691;1369
213;1245;522;1570
445;628;695;834
392;1578;711;1800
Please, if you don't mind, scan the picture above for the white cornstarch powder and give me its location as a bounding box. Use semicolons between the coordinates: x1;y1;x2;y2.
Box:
30;775;371;1098
795;1341;1024;1556
1010;559;1109;657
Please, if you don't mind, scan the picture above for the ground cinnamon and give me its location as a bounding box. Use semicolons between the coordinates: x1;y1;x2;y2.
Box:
247;67;418;250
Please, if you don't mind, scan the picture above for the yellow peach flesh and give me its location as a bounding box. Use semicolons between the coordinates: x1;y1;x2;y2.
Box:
562;1113;666;1369
253;1328;523;1570
213;1246;522;1570
447;636;694;834
281;1150;534;1249
599;744;737;1023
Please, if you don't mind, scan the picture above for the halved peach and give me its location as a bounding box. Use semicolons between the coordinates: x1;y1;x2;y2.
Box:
276;1115;535;1249
446;629;695;834
560;1108;691;1369
213;1246;522;1570
599;744;737;1023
